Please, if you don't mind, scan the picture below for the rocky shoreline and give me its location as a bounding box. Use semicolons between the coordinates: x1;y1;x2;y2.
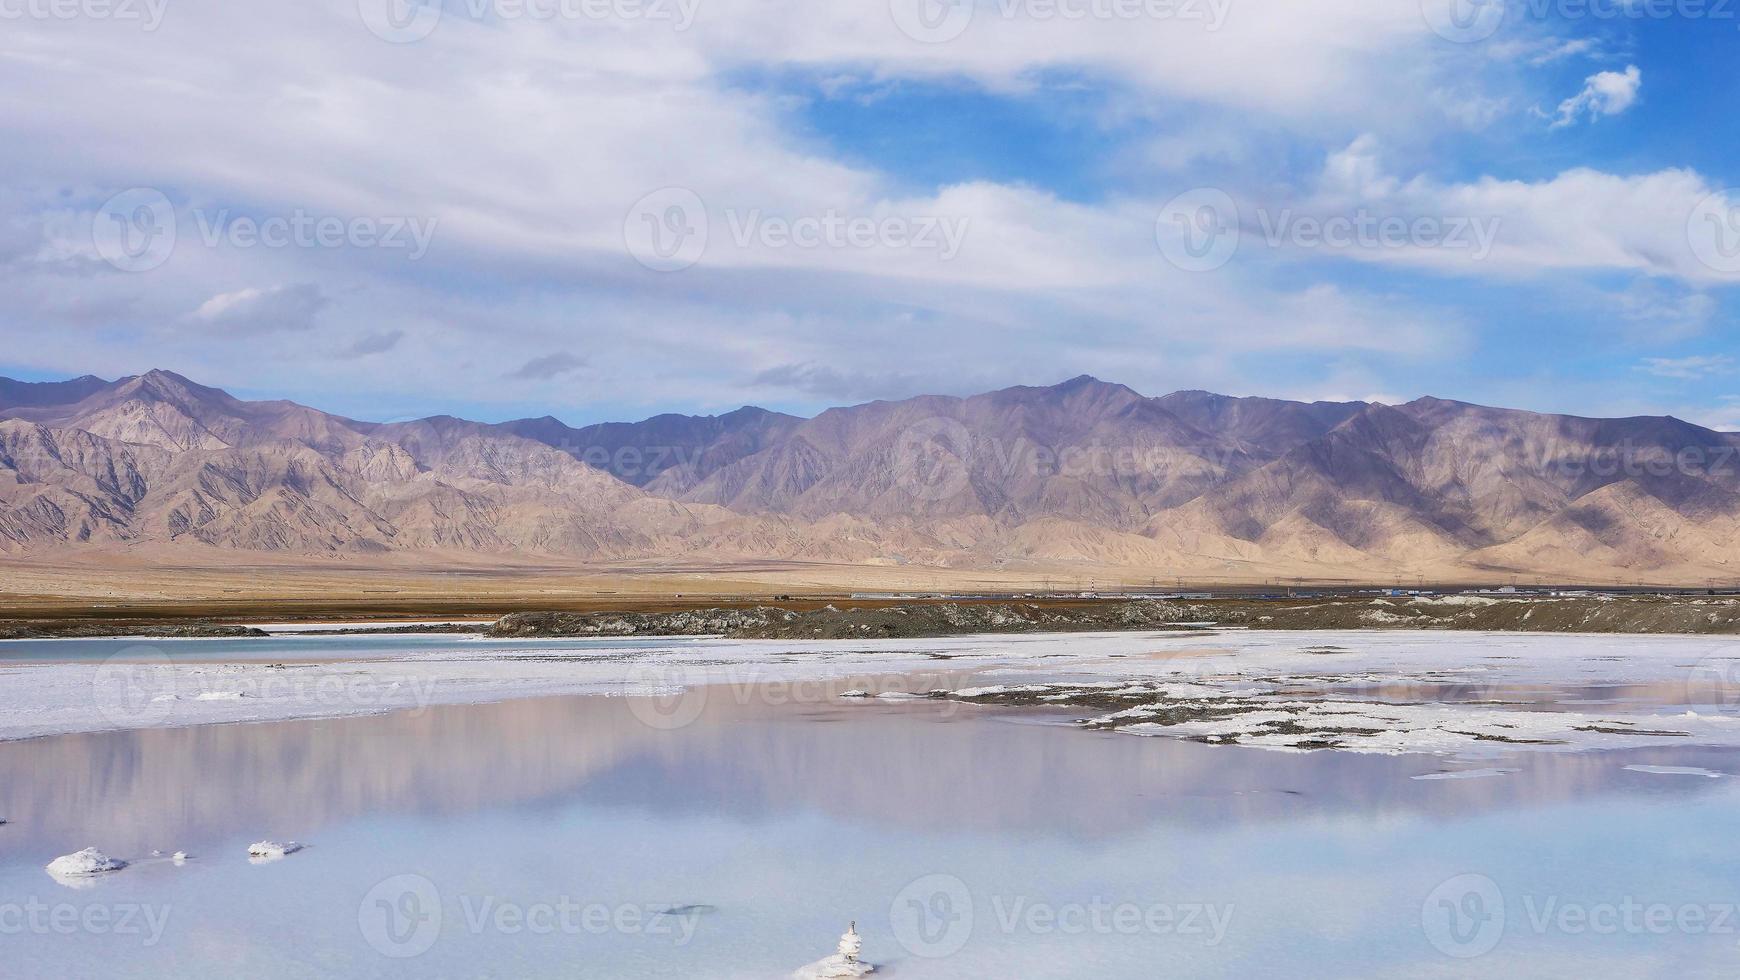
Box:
0;621;270;640
484;602;1201;640
485;595;1740;639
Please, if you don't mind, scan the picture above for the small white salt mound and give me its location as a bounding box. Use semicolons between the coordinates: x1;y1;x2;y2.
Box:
793;922;874;979
1411;768;1521;781
247;840;304;862
46;847;127;876
172;851;189;864
1623;765;1724;778
196;691;247;701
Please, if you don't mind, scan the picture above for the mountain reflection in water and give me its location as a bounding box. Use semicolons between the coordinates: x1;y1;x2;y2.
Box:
1;678;1731;859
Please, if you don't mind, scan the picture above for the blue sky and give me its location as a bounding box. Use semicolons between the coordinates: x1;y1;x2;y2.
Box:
0;0;1737;429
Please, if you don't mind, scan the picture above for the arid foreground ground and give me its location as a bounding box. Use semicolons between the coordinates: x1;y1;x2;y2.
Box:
2;556;1737;638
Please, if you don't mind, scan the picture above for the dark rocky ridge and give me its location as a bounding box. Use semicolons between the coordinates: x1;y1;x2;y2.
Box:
486;596;1740;639
0;620;269;640
486;602;1200;640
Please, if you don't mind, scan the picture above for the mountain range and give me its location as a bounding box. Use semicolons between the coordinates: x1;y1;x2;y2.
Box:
2;369;1737;583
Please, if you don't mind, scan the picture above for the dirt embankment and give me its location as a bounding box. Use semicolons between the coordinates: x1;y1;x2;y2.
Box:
488;596;1740;640
0;621;269;640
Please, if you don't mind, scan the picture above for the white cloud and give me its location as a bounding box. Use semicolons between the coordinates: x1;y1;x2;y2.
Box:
1610;281;1716;340
1548;65;1641;128
1683;396;1740;433
0;0;1501;296
0;1;1481;409
0;1;1721;420
1488;36;1599;66
190;283;329;332
1296;137;1737;284
748;361;925;402
701;0;1431;121
1531;38;1599;65
1636;355;1735;380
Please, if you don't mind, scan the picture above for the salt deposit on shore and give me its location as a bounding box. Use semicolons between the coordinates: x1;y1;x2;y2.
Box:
46;847;126;876
4;629;1740;759
1411;768;1520;780
793;923;873;978
247;841;304;862
1623;765;1725;777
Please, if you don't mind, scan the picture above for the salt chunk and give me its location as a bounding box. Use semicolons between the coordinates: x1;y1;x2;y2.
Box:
46;847;126;876
248;840;305;861
793;922;874;978
1623;765;1723;778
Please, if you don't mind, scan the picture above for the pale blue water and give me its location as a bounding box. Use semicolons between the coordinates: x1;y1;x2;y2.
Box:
2;640;1739;978
0;634;704;663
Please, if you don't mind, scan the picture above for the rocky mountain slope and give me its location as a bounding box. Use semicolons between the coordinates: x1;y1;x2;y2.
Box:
2;369;1736;582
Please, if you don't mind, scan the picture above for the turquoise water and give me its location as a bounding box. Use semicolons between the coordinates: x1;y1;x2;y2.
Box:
1;664;1738;977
